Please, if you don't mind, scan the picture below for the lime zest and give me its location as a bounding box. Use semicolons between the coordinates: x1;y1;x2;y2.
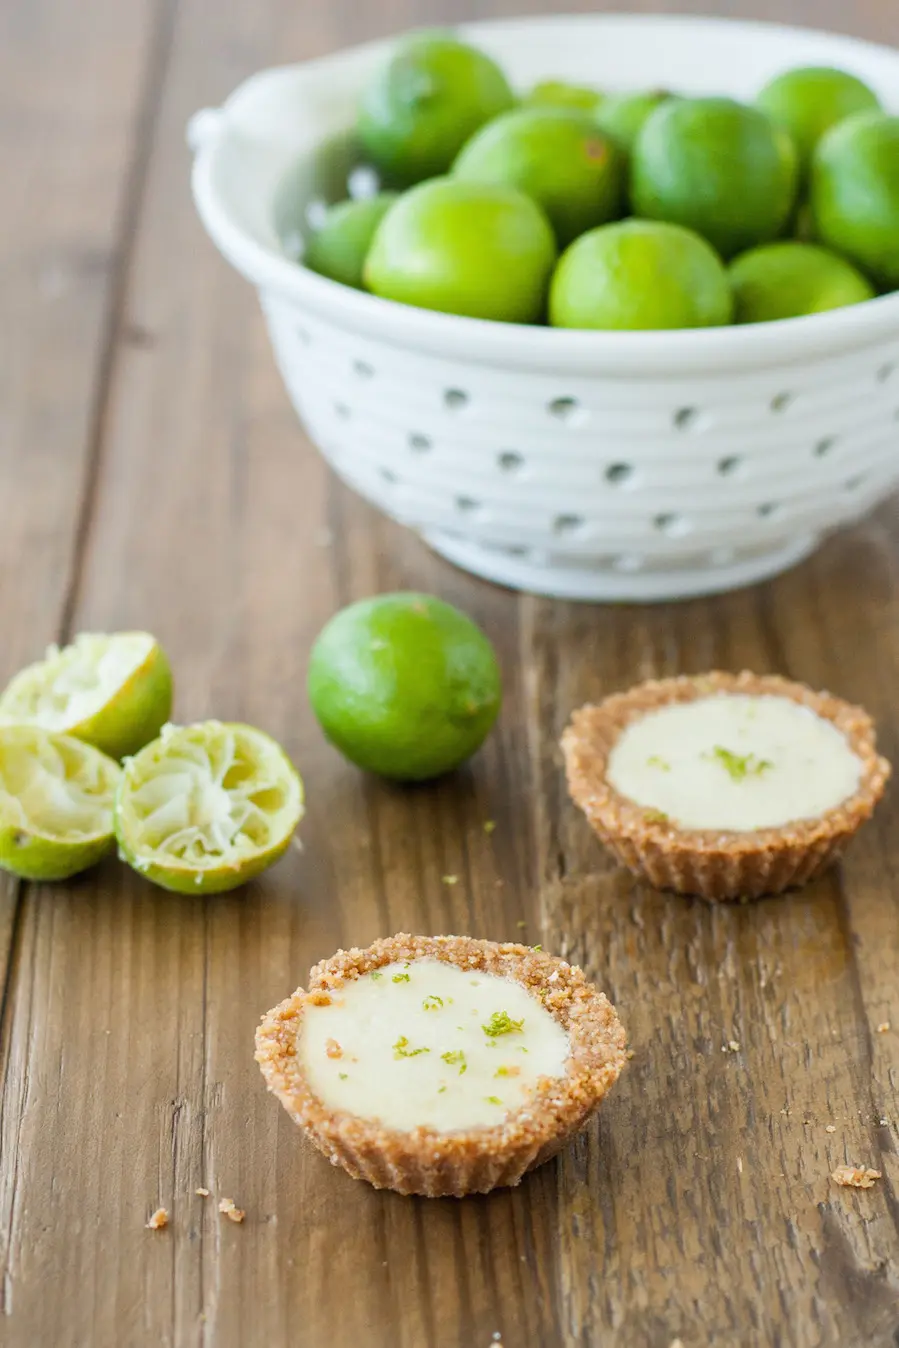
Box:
485;1096;503;1106
392;973;410;983
393;1036;430;1059
709;746;773;781
482;1010;524;1037
441;1049;467;1075
422;996;444;1011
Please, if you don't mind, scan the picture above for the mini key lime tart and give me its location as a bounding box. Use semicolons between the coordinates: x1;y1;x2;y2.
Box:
563;672;890;902
255;934;626;1197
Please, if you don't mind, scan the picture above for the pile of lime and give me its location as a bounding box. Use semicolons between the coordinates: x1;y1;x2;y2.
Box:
298;31;895;329
0;633;303;892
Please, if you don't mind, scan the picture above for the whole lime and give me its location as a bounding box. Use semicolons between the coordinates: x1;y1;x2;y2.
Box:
631;96;799;259
357;32;515;186
307;593;502;781
453;106;623;246
524;79;604;114
549;219;733;331
811;111;899;291
756;66;881;172
729;241;875;323
364;178;557;322
593;89;673;153
304;194;399;289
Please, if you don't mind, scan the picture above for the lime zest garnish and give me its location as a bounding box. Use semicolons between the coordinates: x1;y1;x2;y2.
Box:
437;1085;447;1094
644;809;669;825
393;1036;429;1059
422;996;444;1011
441;1049;467;1075
709;746;773;781
338;1072;348;1080
485;1096;503;1106
482;1010;524;1037
392;973;410;983
370;971;383;980
646;755;671;771
483;820;496;834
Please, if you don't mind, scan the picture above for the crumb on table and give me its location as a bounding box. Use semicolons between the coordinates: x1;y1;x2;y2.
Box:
195;1187;210;1196
146;1207;168;1230
218;1197;245;1223
877;1022;891;1034
825;1125;836;1134
831;1164;882;1189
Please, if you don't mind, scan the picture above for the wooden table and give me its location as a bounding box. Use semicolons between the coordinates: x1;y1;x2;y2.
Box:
2;1;899;1344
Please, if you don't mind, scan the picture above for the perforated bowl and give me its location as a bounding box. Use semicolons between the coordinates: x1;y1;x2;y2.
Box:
190;14;899;602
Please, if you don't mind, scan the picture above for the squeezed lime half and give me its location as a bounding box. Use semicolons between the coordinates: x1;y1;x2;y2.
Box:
0;725;121;881
0;632;173;760
115;721;304;895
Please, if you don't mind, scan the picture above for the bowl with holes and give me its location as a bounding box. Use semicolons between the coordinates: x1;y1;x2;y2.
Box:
190;14;899;603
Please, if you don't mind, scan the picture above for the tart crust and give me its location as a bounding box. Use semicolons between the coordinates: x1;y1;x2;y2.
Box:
562;671;890;903
255;934;627;1198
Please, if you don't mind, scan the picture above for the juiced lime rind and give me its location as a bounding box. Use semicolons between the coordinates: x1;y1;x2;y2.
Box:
0;725;120;881
0;632;173;761
115;721;304;895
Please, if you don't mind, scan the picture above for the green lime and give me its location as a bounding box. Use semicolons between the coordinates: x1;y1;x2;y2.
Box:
729;241;875;323
0;725;121;881
453;106;623;247
524;80;604;113
549;219;733;331
593;89;674;153
307;593;502;781
631;96;799;259
756;66;881;173
357;32;515;185
364;178;556;322
115;721;304;895
304;194;399;289
0;632;173;761
811;111;899;291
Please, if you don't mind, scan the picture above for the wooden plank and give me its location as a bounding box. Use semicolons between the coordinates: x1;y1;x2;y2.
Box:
0;0;168;1329
3;0;899;1345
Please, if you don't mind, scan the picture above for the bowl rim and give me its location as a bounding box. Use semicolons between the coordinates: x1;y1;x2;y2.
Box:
191;11;899;376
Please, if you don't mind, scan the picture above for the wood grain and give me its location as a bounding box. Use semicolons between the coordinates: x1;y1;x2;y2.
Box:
2;1;899;1345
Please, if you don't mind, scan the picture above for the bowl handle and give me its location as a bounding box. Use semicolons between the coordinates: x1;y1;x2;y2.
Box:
186;107;224;155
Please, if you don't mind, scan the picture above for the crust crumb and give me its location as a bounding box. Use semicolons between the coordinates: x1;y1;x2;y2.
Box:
442;874;459;886
825;1125;836;1134
146;1207;168;1230
877;1021;891;1033
218;1197;245;1222
195;1187;210;1196
325;1038;343;1059
832;1164;881;1189
306;991;332;1007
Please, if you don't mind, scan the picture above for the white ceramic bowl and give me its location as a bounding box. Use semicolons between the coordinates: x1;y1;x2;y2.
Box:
190;15;899;601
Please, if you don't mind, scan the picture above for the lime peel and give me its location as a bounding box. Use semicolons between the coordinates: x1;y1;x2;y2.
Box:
0;632;173;760
0;725;121;881
115;720;304;895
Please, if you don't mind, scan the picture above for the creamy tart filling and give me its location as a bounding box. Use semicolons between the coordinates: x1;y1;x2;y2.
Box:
606;694;863;832
300;958;570;1132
